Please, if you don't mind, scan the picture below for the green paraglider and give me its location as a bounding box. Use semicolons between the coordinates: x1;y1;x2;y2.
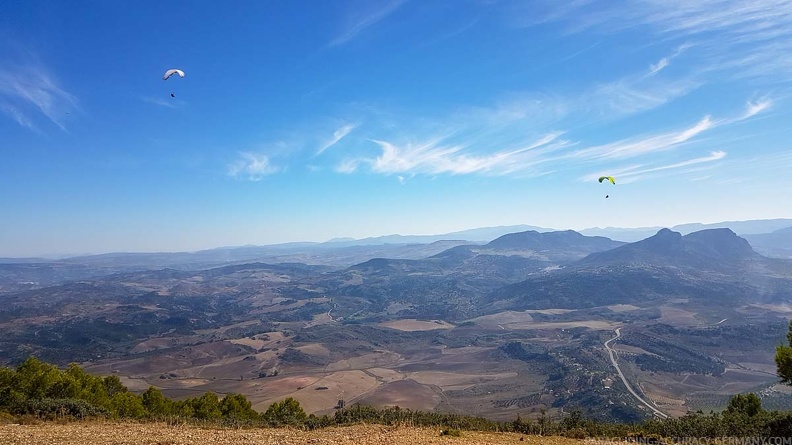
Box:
598;176;615;185
598;176;615;198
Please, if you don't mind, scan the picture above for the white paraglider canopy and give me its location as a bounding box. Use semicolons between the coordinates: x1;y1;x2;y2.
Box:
162;69;185;81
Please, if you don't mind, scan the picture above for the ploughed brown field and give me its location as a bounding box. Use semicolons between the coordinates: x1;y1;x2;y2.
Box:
0;422;586;445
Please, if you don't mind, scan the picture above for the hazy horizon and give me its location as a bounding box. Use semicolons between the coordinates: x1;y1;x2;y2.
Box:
4;216;792;259
3;1;792;257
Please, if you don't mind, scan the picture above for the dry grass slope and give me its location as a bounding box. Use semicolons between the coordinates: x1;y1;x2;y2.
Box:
0;422;587;445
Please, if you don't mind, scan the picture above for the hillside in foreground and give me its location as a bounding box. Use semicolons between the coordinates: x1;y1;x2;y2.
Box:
0;422;580;445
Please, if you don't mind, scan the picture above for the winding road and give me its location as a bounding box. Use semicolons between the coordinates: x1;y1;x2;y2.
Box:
604;328;668;419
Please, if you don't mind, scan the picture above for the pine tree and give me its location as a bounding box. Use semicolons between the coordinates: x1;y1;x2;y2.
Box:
219;393;258;420
262;397;306;426
141;387;170;417
776;319;792;384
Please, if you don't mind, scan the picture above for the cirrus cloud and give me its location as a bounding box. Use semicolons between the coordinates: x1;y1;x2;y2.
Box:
0;56;78;131
228;152;279;181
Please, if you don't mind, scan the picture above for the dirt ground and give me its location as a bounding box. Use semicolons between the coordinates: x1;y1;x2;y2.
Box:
0;421;588;445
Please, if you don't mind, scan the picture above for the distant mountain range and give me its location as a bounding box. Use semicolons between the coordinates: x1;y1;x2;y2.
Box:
743;226;792;258
486;229;623;255
580;218;792;242
326;224;557;245
489;228;792;312
2;219;792;272
578;228;756;269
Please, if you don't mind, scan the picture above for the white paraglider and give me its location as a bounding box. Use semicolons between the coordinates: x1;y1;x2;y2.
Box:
162;69;185;98
162;69;185;81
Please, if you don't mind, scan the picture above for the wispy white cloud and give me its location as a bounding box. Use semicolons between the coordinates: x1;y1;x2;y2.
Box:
624;150;726;178
582;151;726;183
527;0;792;80
419;18;480;48
356;48;701;163
715;98;775;125
713;177;747;185
412;92;770;184
0;103;35;130
569;98;772;162
363;132;569;176
335;158;361;174
315;123;357;156
648;58;670;76
313;12;772;185
586;76;700;116
329;0;405;47
228;153;279;181
539;0;792;41
632;0;792;40
558;40;603;63
459;72;698;127
325;85;770;181
674;116;716;142
689;175;712;182
717;149;792;175
141;96;178;109
0;57;77;131
510;42;699;120
678;164;721;175
580;163;647;182
742;98;773;119
450;94;568;132
571;115;715;160
647;44;691;76
423;70;698;155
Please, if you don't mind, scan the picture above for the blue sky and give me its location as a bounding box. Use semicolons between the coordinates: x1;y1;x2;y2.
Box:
2;0;792;257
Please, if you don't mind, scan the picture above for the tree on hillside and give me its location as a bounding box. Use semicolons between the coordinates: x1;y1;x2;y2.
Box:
725;393;762;417
14;357;62;400
0;366;25;408
141;387;170;417
262;397;306;427
171;399;195;418
102;375;127;398
219;393;258;420
110;392;146;418
776;319;792;384
190;392;222;419
64;363;112;409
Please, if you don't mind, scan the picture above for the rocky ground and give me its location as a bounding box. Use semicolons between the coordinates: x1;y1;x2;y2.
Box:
0;421;588;445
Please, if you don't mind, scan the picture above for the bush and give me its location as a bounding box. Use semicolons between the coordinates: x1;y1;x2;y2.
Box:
765;412;792;437
262;397;306;427
439;428;461;437
110;392;146;419
0;411;16;424
188;393;222;420
11;398;108;420
304;414;333;430
726;393;762;417
562;427;588;439
141;387;171;417
219;393;258;420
